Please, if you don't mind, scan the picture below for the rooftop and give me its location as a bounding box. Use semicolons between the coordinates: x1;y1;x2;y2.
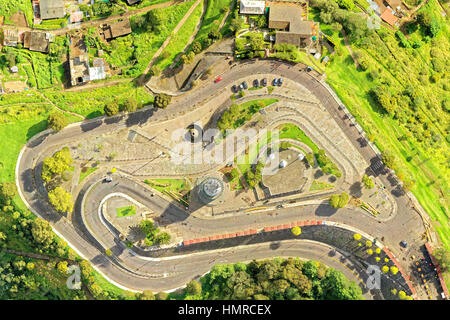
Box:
239;0;266;15
104;19;132;40
29;31;50;53
269;6;312;35
380;8;398;26
39;0;65;20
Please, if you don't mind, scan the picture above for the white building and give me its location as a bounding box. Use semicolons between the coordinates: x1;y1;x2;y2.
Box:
240;0;266;15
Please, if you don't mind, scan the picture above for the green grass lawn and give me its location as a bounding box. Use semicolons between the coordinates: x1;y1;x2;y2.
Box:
144;178;190;194
153;0;204;71
0;0;33;26
192;0;233;44
116;205;137;217
236;130;272;175
106;1;195;77
326;52;450;249
278;123;319;153
309;180;335;192
79;167;98;184
43;82;153;118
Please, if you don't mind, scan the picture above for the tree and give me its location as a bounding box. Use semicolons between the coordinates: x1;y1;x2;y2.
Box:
229;168;239;181
150;65;161;76
181;52;195;65
41;147;73;182
390;266;399;275
0;182;17;204
191;41;202;54
47;112;68;132
362;174;374;189
185;280;202;296
104;101;119;116
154;93;172;109
48;187;74;213
329;193;349;208
139;219;157;236
381;150;396;169
402;178;415;191
291;226;302;236
321;268;363;300
123;97;139;113
433;248;450;272
230;17;243;33
146;8;168;33
4;50;16;67
154;232;171;245
57;261;68;274
208;29;222;41
156;291;168;300
31;218;54;248
139;290;155;300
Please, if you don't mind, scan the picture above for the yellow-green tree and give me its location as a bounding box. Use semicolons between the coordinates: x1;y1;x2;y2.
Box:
291;226;302;236
381;265;389;273
48;187;74;213
353;233;361;241
398;290;407;300
390;266;399;275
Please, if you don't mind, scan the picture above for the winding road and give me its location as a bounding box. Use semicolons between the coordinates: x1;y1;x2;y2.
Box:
16;59;428;297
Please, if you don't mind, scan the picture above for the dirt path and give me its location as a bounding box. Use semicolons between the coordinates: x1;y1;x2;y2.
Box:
36;91;85;120
144;0;203;74
63;78;133;92
169;0;208;68
218;0;235;31
340;29;359;69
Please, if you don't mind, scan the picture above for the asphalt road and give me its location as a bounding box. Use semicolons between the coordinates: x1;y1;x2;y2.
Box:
16;59;426;295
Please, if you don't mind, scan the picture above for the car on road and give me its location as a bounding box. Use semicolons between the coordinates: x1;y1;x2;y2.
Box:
242;81;248;89
262;78;267;87
214;76;223;83
400;240;408;248
273;78;278;86
278;78;283;86
253;79;259;87
104;177;112;183
305;66;313;72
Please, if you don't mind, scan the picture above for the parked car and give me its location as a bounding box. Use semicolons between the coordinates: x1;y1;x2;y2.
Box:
278;78;283;86
262;78;267;87
400;240;408;248
214;76;223;83
305;66;313;72
231;85;238;93
253;79;259;87
104;177;112;183
273;78;278;86
239;83;244;90
242;81;248;89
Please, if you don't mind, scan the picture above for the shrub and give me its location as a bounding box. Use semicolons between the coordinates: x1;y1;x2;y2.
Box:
154;93;172;109
104;101;119;116
291;226;302;236
47;112;68;132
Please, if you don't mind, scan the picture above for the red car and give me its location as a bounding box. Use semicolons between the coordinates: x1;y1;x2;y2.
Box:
214;76;223;83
